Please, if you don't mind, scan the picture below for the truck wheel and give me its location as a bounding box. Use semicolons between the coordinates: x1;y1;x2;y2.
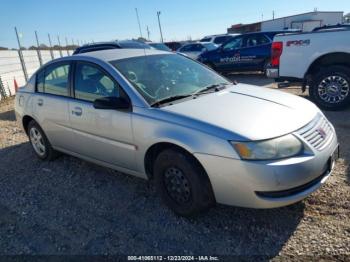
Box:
309;65;350;110
153;148;215;217
27;120;59;161
263;60;271;77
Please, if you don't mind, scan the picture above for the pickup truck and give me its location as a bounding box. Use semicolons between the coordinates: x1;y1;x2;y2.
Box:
267;26;350;110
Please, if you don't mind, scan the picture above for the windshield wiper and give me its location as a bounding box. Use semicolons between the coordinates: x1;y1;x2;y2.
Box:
151;94;193;107
150;83;230;107
192;83;229;96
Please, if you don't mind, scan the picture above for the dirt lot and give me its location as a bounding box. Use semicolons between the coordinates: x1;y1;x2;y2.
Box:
0;75;349;259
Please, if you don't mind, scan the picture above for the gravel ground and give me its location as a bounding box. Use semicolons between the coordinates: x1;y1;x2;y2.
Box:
0;76;349;260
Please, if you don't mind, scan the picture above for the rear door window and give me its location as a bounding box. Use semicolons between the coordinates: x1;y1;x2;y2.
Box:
36;63;70;97
243;34;270;48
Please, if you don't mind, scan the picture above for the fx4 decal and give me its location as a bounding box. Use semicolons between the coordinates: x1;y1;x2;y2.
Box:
286;39;310;47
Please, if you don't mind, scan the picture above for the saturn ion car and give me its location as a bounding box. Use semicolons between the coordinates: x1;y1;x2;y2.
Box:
15;49;339;216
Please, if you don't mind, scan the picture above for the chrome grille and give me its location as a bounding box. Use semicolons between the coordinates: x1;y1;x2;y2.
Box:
296;114;334;151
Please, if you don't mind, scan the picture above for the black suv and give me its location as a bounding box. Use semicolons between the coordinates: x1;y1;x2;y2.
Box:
73;40;152;55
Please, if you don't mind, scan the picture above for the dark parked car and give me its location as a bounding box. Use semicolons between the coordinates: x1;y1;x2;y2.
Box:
164;41;183;51
147;42;172;51
73;40;152;54
197;31;297;74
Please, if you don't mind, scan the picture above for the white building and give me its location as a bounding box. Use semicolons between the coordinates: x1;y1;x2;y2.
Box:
228;11;344;33
261;11;344;32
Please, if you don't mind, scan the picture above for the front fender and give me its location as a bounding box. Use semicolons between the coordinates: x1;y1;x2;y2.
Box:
132;108;240;174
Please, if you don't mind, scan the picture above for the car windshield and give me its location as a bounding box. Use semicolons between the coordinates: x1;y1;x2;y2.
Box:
202;42;218;50
149;43;171;51
110;54;230;105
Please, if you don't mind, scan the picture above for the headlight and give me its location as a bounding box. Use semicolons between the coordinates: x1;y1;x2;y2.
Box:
230;134;303;160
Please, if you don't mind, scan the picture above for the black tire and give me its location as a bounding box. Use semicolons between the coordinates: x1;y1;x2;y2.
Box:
309;65;350;110
27;120;59;161
153;148;215;217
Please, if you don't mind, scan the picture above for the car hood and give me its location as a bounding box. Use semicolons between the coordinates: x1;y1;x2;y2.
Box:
162;84;319;141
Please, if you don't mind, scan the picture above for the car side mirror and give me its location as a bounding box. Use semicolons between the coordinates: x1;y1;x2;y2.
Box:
93;97;130;110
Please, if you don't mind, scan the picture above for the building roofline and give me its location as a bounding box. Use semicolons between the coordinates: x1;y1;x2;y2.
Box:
261;11;344;23
229;11;344;29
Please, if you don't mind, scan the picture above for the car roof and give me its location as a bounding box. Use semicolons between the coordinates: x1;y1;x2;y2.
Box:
241;30;300;36
75;48;171;62
148;42;166;45
182;42;207;46
201;34;236;38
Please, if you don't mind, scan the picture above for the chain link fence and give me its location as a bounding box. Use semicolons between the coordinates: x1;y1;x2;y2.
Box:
0;49;74;100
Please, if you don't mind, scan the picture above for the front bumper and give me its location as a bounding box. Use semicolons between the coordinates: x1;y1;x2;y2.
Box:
194;134;338;209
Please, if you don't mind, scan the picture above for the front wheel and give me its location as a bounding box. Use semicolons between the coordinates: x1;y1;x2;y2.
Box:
309;65;350;110
153;148;215;217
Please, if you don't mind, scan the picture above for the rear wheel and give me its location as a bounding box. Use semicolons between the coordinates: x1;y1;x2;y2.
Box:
262;60;271;76
153;148;215;217
309;65;350;110
27;120;59;161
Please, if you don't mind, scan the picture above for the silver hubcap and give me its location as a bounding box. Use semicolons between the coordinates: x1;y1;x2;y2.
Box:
163;167;191;204
29;127;46;156
318;75;349;104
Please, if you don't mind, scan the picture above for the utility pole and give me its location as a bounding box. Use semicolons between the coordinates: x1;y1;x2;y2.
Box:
146;26;150;41
272;10;275;20
65;37;69;55
57;35;63;57
35;30;43;66
135;8;143;38
157;11;164;43
14;27;28;81
48;33;54;59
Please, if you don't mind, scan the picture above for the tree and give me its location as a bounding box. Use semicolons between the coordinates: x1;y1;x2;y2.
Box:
0;47;8;50
53;45;62;50
39;44;49;50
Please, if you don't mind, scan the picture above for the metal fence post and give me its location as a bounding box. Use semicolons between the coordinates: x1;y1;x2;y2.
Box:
35;31;43;66
57;35;63;57
48;33;54;60
15;27;28;82
65;37;70;56
0;75;8;99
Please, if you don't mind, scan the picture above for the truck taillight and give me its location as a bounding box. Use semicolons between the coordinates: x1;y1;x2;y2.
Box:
271;42;283;67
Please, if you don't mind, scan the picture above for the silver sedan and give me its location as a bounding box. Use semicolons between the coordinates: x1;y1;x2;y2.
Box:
15;49;339;216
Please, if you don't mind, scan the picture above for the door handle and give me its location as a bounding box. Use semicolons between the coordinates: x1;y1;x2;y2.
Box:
72;107;82;116
37;99;43;106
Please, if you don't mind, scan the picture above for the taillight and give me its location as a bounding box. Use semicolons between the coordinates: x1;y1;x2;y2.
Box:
271;41;283;67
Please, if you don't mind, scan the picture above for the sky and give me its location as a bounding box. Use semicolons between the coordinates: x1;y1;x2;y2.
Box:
0;0;349;48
